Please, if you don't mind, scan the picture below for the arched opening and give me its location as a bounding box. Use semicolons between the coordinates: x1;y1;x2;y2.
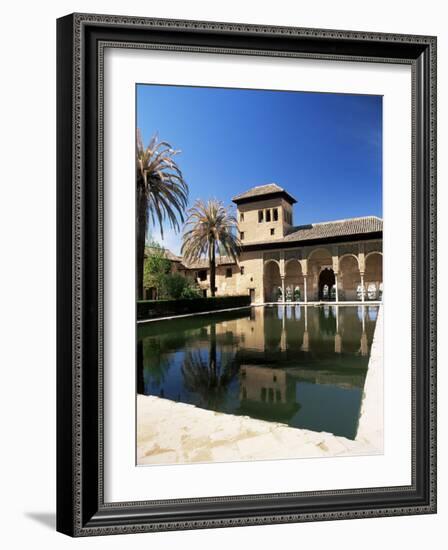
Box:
284;260;304;302
318;268;336;301
365;252;383;300
264;261;282;302
339;255;360;301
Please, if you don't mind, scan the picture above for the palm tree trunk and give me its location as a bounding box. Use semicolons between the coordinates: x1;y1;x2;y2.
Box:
136;185;147;301
209;240;216;297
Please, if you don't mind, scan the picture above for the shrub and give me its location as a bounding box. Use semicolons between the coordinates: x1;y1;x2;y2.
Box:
180;282;202;299
160;273;184;300
159;273;201;300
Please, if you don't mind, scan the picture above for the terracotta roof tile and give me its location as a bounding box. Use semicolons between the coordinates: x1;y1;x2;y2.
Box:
285;216;382;241
144;246;182;262
232;183;297;204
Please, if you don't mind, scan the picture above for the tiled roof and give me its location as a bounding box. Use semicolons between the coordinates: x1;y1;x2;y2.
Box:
244;216;382;247
144;246;182;262
232;183;297;204
181;256;237;269
285;216;382;241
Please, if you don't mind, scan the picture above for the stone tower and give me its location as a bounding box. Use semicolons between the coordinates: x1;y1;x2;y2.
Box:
232;183;297;244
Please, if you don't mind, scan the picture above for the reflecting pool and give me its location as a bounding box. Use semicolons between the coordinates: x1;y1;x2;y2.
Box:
137;305;379;440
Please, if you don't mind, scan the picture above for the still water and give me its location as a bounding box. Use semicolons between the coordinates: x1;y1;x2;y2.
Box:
137;305;379;440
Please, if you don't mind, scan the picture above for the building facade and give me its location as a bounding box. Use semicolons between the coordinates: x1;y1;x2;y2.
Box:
145;183;383;303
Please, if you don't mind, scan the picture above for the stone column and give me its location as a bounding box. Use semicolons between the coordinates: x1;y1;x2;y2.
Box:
358;246;366;303
300;259;308;304
279;252;286;304
332;255;339;303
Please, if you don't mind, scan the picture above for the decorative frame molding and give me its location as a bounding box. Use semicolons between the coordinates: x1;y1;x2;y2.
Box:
57;13;437;536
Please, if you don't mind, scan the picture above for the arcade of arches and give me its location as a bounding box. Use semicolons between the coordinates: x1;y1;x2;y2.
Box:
262;244;382;303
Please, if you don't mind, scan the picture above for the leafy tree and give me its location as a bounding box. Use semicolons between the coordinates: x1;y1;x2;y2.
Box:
143;243;171;299
144;243;201;300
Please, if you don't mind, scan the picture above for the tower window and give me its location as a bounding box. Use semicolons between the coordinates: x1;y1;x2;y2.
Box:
266;209;271;222
240;266;245;275
273;208;278;221
240;212;244;222
226;268;232;278
270;228;275;236
258;210;263;223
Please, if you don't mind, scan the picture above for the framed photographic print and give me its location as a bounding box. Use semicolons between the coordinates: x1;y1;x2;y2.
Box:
56;13;437;536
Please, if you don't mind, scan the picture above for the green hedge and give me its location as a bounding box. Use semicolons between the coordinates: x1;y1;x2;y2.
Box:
137;295;251;321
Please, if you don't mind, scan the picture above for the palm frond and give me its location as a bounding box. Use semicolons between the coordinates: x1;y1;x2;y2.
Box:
181;199;241;265
136;130;188;238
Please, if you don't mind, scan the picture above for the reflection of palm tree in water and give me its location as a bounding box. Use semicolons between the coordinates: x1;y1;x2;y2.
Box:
181;323;238;409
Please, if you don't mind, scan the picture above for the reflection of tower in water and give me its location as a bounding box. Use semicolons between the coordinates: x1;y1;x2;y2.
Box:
240;365;287;404
238;364;300;423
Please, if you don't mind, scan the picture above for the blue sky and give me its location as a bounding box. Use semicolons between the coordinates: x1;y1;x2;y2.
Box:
137;84;382;254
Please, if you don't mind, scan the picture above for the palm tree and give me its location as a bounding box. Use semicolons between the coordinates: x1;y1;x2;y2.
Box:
136;130;188;299
181;199;241;297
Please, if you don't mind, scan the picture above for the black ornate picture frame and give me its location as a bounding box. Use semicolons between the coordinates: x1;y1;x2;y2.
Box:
56;13;437;536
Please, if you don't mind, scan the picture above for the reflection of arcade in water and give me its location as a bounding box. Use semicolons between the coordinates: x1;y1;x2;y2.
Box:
243;304;377;357
138;305;379;440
